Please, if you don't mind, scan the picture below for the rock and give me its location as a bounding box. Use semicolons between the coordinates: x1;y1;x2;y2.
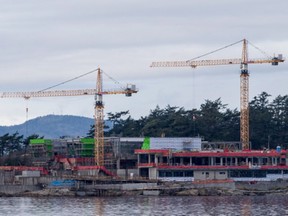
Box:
76;191;86;196
176;189;198;196
23;188;75;197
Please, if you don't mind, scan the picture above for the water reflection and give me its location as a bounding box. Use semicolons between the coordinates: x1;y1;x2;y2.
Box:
240;197;252;216
95;198;104;216
0;195;288;216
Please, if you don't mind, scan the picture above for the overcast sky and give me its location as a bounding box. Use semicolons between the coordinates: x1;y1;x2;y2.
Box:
0;0;287;126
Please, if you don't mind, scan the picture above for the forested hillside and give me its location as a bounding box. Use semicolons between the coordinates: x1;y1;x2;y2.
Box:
0;115;94;138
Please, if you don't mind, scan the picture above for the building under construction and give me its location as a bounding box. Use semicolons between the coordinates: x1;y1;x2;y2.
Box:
135;137;288;182
1;39;285;184
26;136;288;182
28;137;142;178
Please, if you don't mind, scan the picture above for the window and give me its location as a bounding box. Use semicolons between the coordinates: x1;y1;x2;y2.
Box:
184;171;194;177
173;171;184;177
158;171;165;177
165;171;172;177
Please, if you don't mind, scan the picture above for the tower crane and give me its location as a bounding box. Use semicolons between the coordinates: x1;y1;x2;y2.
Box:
151;39;284;150
0;68;138;166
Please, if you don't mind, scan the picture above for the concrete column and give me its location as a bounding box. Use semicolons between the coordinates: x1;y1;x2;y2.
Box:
155;156;158;165
159;156;163;164
212;157;215;166
149;168;157;179
235;157;238;166
190;157;192;165
148;154;151;164
117;158;120;169
180;157;183;165
202;158;206;165
273;157;277;166
220;157;223;166
258;157;262;166
246;157;249;165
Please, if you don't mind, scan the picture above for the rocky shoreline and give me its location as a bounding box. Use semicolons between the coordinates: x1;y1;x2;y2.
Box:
2;181;288;197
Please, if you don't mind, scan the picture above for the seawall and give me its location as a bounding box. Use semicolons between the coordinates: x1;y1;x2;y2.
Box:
1;177;288;197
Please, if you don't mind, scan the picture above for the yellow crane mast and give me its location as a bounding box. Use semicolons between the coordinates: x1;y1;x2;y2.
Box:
94;68;137;166
0;67;138;166
151;39;284;150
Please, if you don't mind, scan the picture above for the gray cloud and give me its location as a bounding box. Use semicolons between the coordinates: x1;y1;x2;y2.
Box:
0;0;287;125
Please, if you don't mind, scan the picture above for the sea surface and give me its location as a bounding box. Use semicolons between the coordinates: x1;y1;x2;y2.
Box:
0;195;288;216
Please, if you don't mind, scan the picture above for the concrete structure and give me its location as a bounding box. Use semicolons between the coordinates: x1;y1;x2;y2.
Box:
194;170;228;181
24;137;288;182
135;148;288;181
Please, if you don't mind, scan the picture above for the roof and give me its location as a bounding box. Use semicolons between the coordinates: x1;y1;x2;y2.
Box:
135;149;286;157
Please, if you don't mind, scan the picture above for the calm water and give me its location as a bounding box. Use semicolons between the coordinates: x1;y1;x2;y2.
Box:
0;195;288;216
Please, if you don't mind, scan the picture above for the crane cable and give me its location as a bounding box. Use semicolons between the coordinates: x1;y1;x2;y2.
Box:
247;40;272;59
20;68;98;137
186;39;273;63
102;70;126;90
38;68;98;92
186;39;244;62
37;67;127;92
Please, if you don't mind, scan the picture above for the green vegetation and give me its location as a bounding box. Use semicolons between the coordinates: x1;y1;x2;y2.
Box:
0;134;43;165
88;92;288;150
0;91;287;165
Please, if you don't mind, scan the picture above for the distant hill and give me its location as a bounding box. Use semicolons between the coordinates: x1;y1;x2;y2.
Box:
0;115;111;139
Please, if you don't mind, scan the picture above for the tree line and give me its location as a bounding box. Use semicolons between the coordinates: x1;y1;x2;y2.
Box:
0;91;287;163
0;134;42;165
89;92;288;150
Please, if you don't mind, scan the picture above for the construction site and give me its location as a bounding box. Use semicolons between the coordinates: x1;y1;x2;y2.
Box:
0;39;287;196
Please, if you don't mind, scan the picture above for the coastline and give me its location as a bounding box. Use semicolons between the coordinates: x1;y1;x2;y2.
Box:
2;180;288;197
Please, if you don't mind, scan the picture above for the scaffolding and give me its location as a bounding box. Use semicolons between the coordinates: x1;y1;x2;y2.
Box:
201;141;242;151
28;139;53;167
103;137;119;171
28;137;120;171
